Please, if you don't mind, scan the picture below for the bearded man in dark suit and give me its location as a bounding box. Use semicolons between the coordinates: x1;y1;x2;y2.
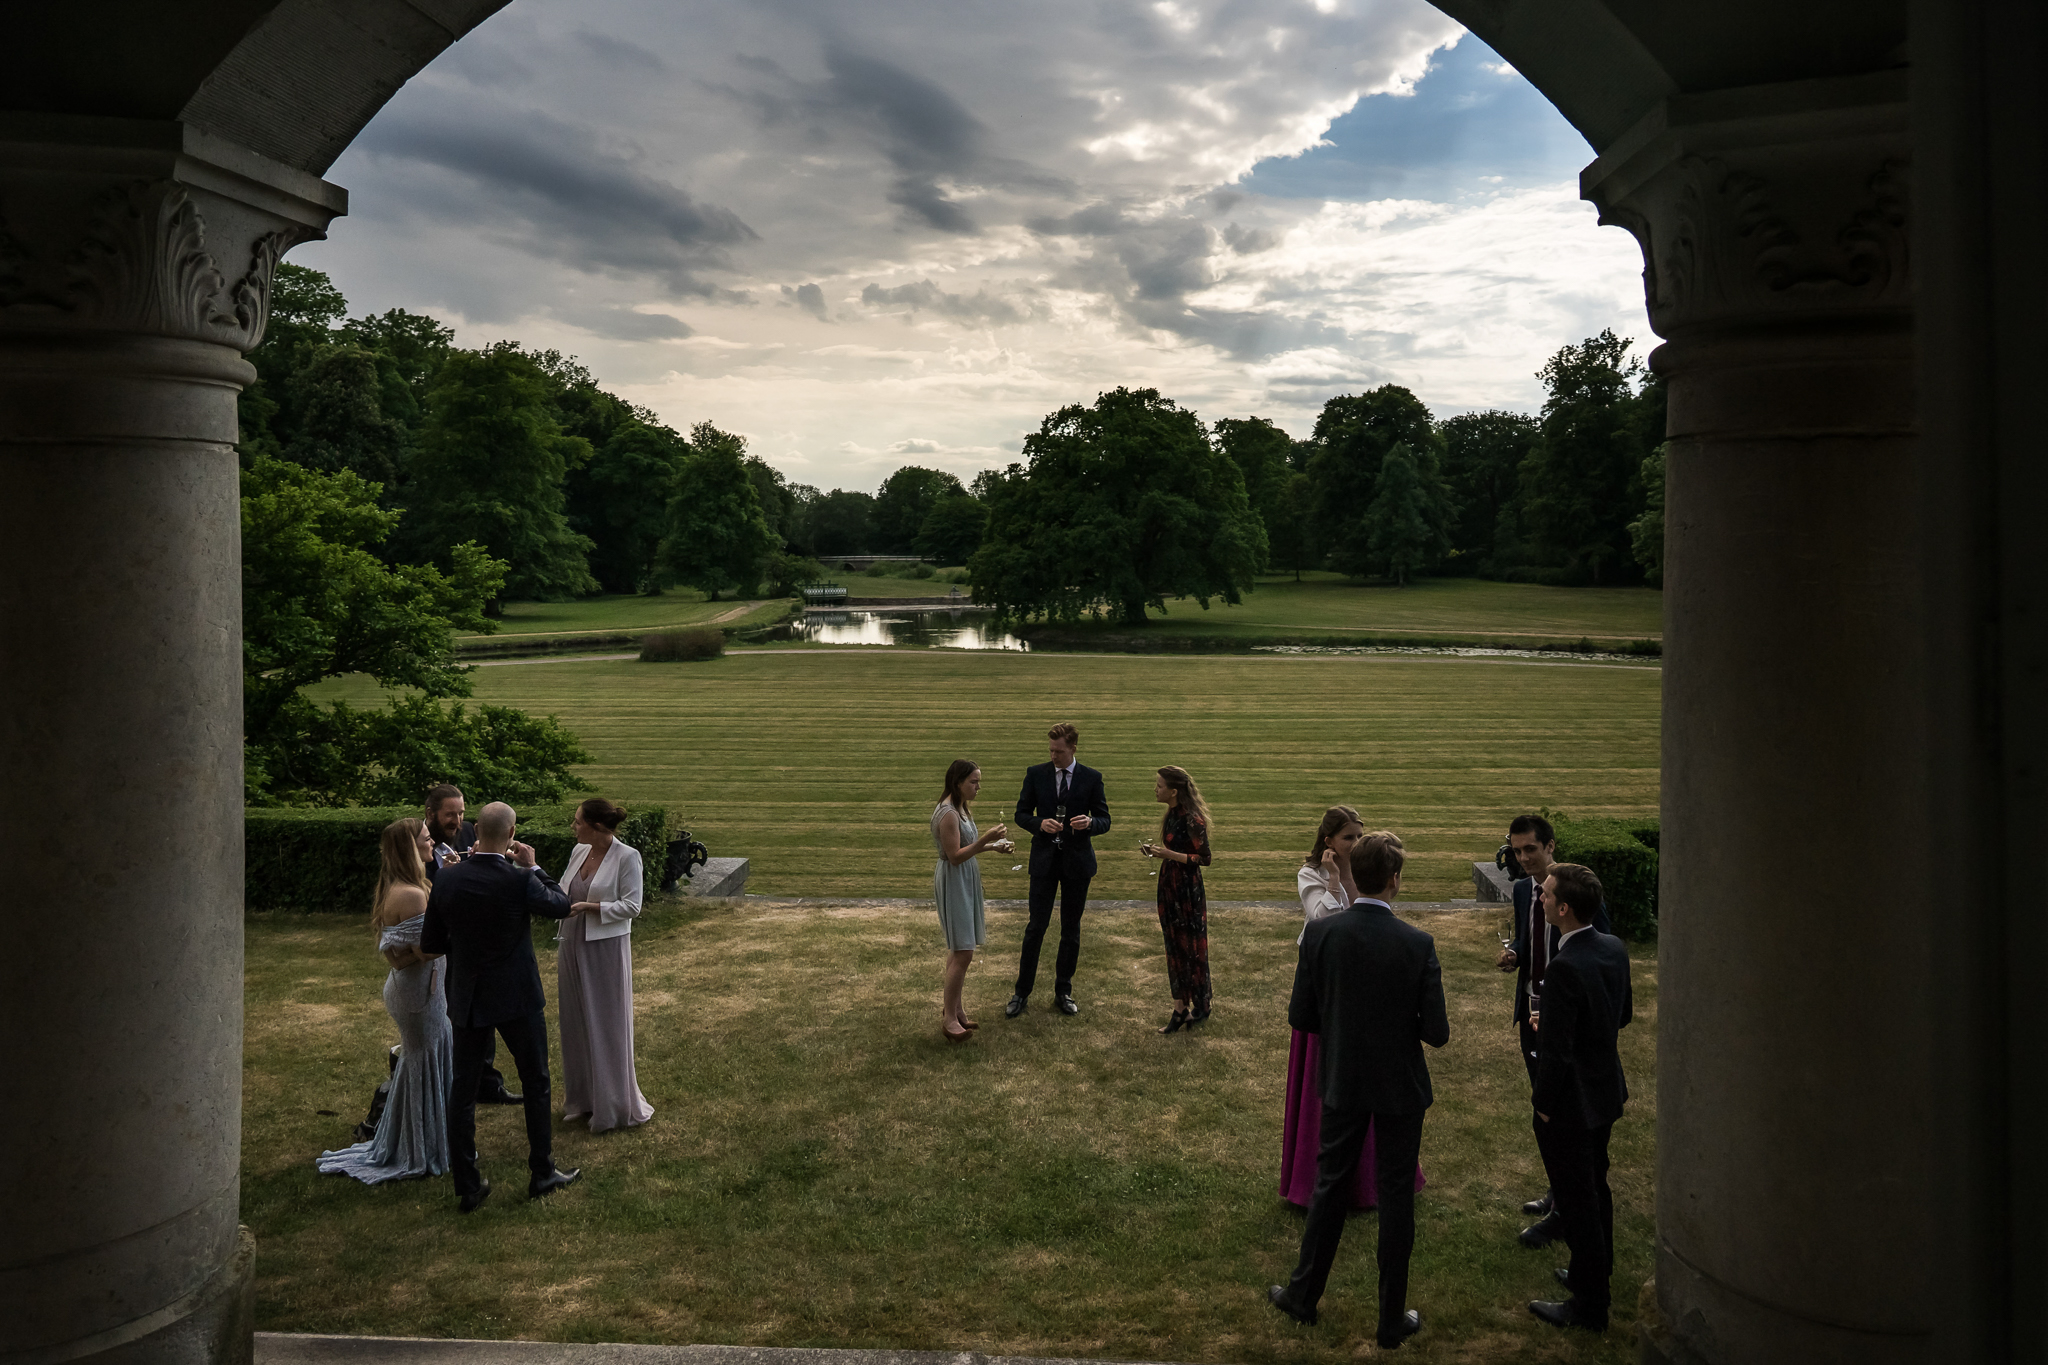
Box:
1005;721;1111;1017
1526;861;1634;1331
1267;831;1449;1350
420;801;581;1213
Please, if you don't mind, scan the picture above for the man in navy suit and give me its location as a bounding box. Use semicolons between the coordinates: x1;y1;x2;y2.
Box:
413;782;521;1106
1268;831;1448;1350
1494;813;1610;1245
1526;862;1633;1331
420;802;581;1213
1005;722;1111;1017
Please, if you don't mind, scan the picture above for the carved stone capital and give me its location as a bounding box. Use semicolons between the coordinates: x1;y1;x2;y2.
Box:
1583;71;1910;343
0;115;345;353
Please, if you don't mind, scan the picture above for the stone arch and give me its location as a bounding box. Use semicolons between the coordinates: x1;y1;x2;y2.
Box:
5;4;2040;1364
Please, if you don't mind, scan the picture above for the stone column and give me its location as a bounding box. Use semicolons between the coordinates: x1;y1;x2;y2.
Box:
1583;74;1931;1363
0;118;340;1365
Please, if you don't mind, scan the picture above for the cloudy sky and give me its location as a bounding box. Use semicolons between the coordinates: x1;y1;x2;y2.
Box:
294;0;1653;491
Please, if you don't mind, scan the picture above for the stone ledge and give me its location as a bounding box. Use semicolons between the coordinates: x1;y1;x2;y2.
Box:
683;857;749;898
1471;861;1513;902
257;1338;1178;1365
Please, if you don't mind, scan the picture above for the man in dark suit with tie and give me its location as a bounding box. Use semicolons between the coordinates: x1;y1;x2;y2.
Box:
1493;814;1610;1244
1005;722;1111;1017
1268;831;1449;1349
420;801;581;1213
1526;862;1633;1331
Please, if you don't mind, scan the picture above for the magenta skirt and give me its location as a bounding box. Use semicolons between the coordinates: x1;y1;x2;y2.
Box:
1280;1029;1428;1208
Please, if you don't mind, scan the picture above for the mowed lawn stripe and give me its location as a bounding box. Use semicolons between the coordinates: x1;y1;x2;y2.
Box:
311;651;1660;902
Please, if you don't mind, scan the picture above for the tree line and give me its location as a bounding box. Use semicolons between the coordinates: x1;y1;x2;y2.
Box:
240;261;1665;801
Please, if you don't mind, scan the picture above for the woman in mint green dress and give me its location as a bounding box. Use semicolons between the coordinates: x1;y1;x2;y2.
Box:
932;759;1011;1041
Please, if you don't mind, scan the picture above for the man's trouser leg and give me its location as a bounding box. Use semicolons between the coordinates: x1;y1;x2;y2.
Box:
1014;870;1057;997
496;1008;556;1180
1286;1102;1375;1309
1535;1115;1613;1312
1052;865;1090;996
1371;1109;1427;1339
447;1023;494;1196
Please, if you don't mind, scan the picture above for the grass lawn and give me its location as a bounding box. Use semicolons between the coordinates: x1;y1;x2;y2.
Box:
459;594;787;645
245;900;1657;1362
308;651;1660;904
1125;577;1662;649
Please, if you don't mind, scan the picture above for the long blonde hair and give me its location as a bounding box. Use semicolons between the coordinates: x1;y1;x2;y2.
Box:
374;817;431;925
1157;766;1210;838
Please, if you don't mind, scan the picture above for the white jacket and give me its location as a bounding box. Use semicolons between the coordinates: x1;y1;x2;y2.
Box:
558;840;645;942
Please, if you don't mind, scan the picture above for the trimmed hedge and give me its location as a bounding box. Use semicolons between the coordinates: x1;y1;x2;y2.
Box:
1550;813;1659;941
246;803;668;914
641;628;724;662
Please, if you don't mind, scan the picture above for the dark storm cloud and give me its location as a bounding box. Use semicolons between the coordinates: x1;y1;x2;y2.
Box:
554;305;694;340
713;44;1069;235
859;279;1027;325
357;97;757;296
1033;199;1344;358
782;282;831;320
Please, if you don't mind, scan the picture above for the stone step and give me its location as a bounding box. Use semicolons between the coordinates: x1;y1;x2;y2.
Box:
683;856;749;898
258;1336;1172;1365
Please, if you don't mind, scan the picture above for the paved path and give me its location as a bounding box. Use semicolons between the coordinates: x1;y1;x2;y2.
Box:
259;1339;1176;1365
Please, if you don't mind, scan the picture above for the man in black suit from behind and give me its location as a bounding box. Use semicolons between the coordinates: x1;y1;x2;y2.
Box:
412;782;521;1107
1268;831;1449;1350
1005;721;1111;1017
420;801;581;1213
1526;861;1633;1331
1493;813;1609;1244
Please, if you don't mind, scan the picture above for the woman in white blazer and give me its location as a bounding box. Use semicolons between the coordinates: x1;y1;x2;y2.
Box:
555;797;654;1132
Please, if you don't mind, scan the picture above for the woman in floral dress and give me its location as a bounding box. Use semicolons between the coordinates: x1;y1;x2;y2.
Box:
1141;765;1213;1033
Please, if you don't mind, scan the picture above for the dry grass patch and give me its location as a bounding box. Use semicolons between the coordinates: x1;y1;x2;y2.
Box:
247;899;1654;1363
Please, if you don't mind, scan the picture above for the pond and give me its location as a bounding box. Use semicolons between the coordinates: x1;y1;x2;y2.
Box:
775;609;1029;651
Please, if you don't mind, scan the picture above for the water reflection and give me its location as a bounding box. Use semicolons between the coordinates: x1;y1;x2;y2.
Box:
780;609;1029;651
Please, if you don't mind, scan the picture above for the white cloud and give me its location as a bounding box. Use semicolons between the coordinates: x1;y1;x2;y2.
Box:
293;0;1650;489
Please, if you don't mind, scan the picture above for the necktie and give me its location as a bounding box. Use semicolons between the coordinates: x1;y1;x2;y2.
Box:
1057;767;1068;800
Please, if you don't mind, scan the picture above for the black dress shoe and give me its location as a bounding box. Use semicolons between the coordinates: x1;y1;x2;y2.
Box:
1553;1267;1572;1287
1159;1009;1189;1034
1004;994;1028;1018
1519;1212;1562;1248
529;1166;582;1199
1521;1191;1554;1216
1376;1309;1422;1348
1188;1005;1212;1025
1529;1298;1607;1331
1266;1285;1316;1326
457;1179;491;1214
1054;994;1079;1015
478;1085;524;1105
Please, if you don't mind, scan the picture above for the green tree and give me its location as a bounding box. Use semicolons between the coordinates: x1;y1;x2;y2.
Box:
1307;386;1451;577
339;308;455;403
567;421;690;594
1359;443;1445;585
283;343;409;488
240;452;528;802
1212;416;1296;571
808;489;877;558
745;457;803;549
1267;469;1318;579
396;345;597;603
658;423;777;600
1438;410;1538;569
239;263;349;462
1515;330;1663;584
915;493;990;565
278;696;592;808
1629;445;1667;587
872;465;966;553
968;387;1265;625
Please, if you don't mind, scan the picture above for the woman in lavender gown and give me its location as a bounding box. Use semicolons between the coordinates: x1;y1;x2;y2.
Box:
1278;805;1426;1208
317;819;451;1183
556;798;654;1132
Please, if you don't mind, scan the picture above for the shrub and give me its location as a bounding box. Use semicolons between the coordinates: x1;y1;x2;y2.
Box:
641;628;724;662
1549;812;1659;941
865;562;890;577
246;802;669;913
910;562;935;579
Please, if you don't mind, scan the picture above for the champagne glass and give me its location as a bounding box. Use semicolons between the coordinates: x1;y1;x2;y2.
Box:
1053;802;1067;847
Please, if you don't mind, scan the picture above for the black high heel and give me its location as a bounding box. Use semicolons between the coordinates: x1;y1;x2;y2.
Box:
1189;1004;1212;1026
1159;1008;1189;1034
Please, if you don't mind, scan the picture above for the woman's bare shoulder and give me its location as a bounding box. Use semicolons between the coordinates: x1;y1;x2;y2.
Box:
376;882;428;925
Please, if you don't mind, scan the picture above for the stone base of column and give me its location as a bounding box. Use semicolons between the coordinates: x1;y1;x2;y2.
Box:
7;1228;254;1365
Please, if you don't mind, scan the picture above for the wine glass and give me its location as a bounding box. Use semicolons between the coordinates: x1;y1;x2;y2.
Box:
1053;802;1067;847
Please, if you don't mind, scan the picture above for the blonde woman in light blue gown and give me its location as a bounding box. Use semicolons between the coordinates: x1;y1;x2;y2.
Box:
932;759;1011;1041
